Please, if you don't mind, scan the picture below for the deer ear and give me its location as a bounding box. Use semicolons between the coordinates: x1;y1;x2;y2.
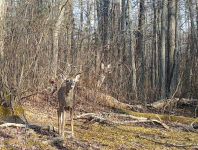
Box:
107;64;111;69
101;63;105;70
74;74;81;82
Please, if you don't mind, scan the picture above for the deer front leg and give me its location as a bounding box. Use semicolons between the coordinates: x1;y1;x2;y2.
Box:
57;109;61;135
61;110;65;137
70;108;74;137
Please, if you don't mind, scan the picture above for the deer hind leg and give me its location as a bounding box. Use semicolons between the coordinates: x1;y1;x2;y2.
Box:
70;108;74;137
60;110;65;137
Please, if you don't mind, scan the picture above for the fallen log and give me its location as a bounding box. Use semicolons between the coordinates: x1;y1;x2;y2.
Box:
149;98;198;111
79;87;146;112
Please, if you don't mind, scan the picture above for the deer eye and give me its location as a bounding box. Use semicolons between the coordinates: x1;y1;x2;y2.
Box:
66;80;70;83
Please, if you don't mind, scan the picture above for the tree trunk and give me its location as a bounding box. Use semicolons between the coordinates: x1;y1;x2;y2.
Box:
171;1;179;95
136;0;145;101
97;0;110;64
166;0;177;97
52;1;68;78
127;0;138;100
160;0;168;99
0;0;6;61
196;2;198;41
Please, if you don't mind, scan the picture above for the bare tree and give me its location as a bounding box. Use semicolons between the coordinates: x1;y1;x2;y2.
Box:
160;0;168;98
166;0;177;97
136;0;145;101
0;0;6;61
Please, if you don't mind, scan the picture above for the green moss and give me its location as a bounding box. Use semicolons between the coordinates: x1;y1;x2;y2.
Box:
75;123;198;150
0;106;12;119
122;110;198;125
0;105;25;120
14;105;25;116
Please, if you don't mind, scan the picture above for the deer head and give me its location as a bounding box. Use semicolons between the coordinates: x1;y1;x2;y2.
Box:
65;73;81;89
49;64;81;94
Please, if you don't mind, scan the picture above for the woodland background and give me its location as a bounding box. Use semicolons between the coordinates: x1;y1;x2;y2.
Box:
0;0;198;104
0;1;198;149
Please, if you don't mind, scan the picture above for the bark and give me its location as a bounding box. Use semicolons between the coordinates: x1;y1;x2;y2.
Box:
152;0;157;90
166;0;177;97
66;0;74;65
127;0;137;99
171;1;179;96
160;0;168;98
188;0;198;54
97;0;110;64
80;0;83;31
0;0;6;61
196;2;198;40
136;0;145;101
52;0;68;78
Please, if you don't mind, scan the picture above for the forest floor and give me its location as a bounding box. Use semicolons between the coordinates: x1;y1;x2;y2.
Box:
0;90;198;150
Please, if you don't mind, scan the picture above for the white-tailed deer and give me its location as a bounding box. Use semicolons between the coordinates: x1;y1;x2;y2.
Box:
97;63;111;88
50;73;80;137
82;63;111;90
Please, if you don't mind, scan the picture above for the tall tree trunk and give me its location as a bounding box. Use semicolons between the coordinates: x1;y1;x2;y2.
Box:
68;1;75;65
166;0;177;97
97;0;110;64
171;1;179;94
0;0;6;61
187;0;197;98
188;0;198;55
127;0;138;100
156;0;162;99
80;0;83;32
160;0;168;98
196;2;198;40
136;0;145;101
152;0;157;90
52;0;69;78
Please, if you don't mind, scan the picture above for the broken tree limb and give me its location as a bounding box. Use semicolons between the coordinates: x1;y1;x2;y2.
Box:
76;113;114;125
0;123;27;128
101;112;170;129
0;122;57;133
111;120;169;129
149;98;198;110
76;113;169;129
